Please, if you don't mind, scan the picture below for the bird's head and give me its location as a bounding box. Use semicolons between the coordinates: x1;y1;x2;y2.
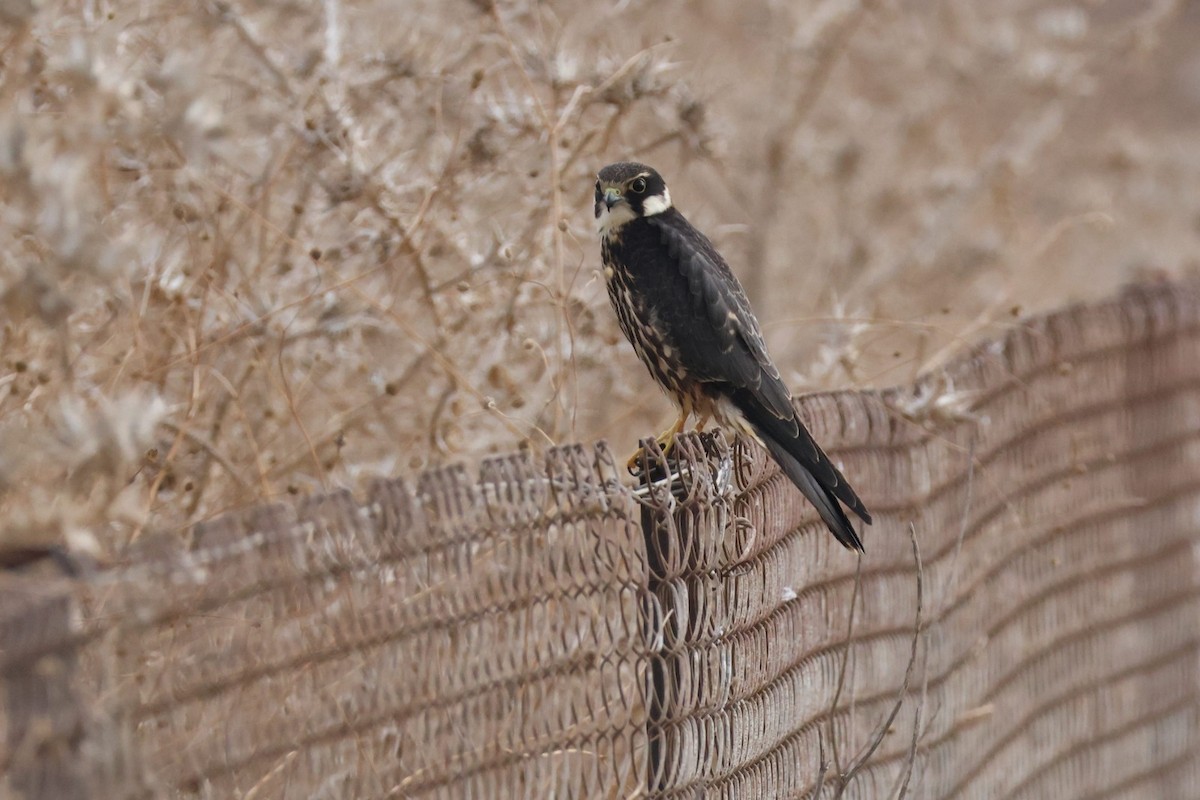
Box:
595;162;672;237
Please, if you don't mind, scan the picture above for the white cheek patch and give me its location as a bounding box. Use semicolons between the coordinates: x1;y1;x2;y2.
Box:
597;202;637;236
641;187;672;216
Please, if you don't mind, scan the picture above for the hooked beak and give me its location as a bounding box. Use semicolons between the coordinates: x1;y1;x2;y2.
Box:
603;187;623;210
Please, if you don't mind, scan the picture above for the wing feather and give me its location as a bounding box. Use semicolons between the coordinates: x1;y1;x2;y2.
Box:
651;214;798;428
652;212;801;424
640;208;872;545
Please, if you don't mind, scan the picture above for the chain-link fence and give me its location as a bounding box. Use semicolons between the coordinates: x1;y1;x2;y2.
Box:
4;282;1199;798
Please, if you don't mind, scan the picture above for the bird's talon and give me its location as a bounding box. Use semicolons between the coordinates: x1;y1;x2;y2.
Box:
625;425;683;475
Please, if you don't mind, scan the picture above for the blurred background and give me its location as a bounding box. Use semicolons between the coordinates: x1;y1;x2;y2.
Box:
0;0;1196;552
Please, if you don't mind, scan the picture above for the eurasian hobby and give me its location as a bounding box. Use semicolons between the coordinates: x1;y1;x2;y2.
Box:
595;161;872;550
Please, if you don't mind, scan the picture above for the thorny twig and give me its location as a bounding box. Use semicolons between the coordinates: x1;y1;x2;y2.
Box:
743;0;879;303
836;524;925;798
205;0;296;96
811;729;829;799
828;554;865;778
276;329;328;491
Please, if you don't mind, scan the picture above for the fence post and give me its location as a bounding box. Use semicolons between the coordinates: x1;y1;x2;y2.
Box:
0;574;88;800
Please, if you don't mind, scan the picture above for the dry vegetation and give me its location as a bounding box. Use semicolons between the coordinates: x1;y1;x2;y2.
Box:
0;0;1197;557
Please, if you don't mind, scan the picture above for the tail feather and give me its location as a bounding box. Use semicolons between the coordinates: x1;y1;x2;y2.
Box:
759;434;864;551
730;387;871;551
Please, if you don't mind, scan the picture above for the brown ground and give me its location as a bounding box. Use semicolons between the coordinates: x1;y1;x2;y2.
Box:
0;0;1197;554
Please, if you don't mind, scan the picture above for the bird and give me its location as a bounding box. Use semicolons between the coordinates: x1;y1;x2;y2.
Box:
594;161;872;550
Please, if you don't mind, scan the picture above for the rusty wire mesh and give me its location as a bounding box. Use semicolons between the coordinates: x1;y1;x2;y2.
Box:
3;281;1200;798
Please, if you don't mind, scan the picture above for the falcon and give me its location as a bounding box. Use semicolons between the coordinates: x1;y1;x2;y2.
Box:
595;162;872;550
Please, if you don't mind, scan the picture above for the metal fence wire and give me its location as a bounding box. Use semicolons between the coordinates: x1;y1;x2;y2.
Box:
3;281;1200;799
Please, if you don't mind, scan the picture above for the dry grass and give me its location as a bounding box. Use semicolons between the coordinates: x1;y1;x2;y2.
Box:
0;0;1197;556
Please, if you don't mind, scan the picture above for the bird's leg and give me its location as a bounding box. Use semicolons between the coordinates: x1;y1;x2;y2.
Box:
694;414;710;432
627;411;688;472
655;412;688;451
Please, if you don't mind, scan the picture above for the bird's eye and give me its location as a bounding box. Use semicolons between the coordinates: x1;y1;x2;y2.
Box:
630;177;647;194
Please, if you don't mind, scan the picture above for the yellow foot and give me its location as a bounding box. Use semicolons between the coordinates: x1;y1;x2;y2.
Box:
626;413;688;473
